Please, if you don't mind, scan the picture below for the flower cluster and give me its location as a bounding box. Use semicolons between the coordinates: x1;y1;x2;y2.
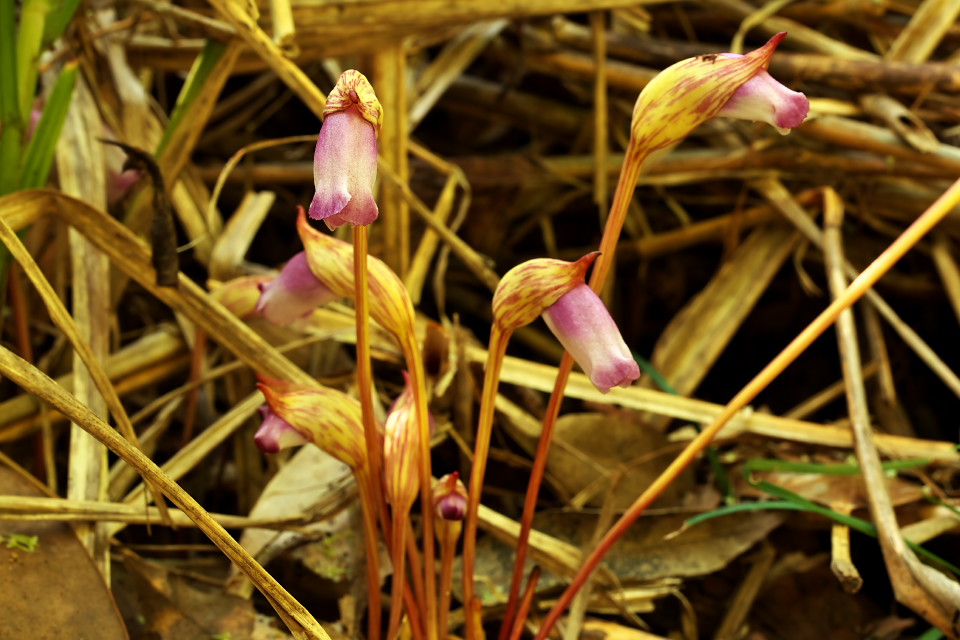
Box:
217;36;809;640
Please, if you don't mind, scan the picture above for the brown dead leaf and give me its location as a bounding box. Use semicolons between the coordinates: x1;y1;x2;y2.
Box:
741;470;924;509
467;510;783;605
113;551;254;640
547;413;693;510
0;466;128;640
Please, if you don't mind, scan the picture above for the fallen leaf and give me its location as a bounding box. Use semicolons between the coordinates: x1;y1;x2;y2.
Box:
0;467;128;640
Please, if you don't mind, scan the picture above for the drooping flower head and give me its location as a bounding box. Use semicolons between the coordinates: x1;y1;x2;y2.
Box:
256;376;367;470
297;207;416;342
631;33;808;154
254;251;340;326
492;252;599;332
309;70;383;229
492;253;640;393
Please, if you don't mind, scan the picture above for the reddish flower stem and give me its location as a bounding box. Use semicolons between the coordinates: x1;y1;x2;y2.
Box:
498;141;649;640
353;224;383;640
462;324;510;640
401;331;438;640
531;174;960;640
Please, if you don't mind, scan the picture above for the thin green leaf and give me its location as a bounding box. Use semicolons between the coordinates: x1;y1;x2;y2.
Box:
42;0;83;46
20;59;77;189
743;457;930;477
155;39;227;156
0;0;22;195
684;486;960;577
15;0;52;122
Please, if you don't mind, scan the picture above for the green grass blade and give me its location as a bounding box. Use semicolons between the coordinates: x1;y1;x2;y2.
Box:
0;0;23;195
155;39;227;156
42;0;83;46
15;0;52;122
20;59;77;189
743;457;930;477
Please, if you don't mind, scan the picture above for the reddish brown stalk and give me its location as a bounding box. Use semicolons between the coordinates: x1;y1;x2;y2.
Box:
463;324;510;640
498;142;649;639
8;265;32;362
387;509;409;640
355;469;384;640
436;520;462;638
533;177;960;640
180;328;206;446
401;333;438;640
353;224;383;640
405;520;427;607
508;566;541;640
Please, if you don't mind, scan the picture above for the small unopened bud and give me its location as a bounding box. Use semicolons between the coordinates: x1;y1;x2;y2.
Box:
433;472;467;521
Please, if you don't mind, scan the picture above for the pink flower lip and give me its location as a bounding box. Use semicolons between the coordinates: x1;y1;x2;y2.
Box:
309;107;379;229
255;252;339;326
717;51;809;134
542;284;640;393
254;405;308;453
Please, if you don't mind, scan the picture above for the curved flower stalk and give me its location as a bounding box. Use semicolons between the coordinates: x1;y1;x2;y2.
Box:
464;252;636;637
433;472;467;638
309;69;383;229
255;252;340;326
501;34;809;640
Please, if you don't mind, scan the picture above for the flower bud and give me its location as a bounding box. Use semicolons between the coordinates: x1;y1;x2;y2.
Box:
383;376;420;512
433;472;467;521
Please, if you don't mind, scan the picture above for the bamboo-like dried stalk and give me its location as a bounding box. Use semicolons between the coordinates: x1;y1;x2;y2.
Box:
208;189;276;281
822;188;960;635
56;73;113;572
755;178;960;399
0;344;330;640
885;0;960;63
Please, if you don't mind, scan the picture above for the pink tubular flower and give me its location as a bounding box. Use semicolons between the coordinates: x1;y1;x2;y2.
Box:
716;53;809;134
309;70;383;229
542;284;640;393
255;252;339;326
630;33;808;154
254;405;308;453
